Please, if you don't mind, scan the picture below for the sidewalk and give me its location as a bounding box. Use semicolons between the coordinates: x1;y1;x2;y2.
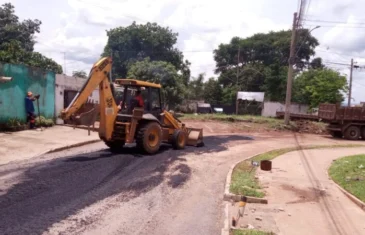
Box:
0;126;100;165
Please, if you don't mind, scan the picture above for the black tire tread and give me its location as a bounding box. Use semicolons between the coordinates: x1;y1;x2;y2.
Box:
136;122;162;154
172;130;186;150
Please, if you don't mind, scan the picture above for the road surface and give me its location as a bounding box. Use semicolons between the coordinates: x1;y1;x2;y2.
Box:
0;131;362;235
253;146;365;235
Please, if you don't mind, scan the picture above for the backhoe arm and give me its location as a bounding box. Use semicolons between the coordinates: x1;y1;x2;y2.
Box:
62;57;112;119
61;57;118;141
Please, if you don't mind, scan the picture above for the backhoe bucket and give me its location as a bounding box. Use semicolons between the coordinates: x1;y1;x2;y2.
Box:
186;127;204;147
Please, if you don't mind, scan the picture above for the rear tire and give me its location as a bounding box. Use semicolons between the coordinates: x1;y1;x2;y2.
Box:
344;126;361;140
172;130;187;150
136;122;162;154
330;131;342;138
105;141;125;153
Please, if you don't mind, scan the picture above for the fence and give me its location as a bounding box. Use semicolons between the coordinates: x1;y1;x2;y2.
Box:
0;63;55;124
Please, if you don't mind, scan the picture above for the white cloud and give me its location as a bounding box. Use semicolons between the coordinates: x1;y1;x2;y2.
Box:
2;0;365;103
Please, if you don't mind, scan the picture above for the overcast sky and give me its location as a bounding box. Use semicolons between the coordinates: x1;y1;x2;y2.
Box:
3;0;365;103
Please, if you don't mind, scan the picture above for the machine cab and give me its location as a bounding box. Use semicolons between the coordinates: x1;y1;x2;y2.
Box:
114;79;163;120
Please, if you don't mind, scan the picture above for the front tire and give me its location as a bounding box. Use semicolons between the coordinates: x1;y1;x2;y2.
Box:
172;130;187;150
136;122;162;154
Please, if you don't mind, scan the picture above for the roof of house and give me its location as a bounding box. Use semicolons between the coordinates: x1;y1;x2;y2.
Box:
197;103;211;108
237;92;265;102
114;79;161;88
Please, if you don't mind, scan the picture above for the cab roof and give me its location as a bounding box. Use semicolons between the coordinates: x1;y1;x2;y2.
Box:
115;79;161;89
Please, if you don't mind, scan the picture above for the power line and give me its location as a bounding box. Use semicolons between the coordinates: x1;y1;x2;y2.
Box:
304;19;365;25
306;24;365;29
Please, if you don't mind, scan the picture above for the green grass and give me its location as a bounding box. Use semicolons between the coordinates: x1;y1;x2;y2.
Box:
231;229;275;235
329;154;365;203
230;144;365;197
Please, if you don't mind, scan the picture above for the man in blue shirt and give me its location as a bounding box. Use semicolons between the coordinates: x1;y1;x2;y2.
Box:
25;91;39;129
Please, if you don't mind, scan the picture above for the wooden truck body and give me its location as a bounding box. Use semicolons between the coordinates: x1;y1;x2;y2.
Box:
318;103;365;140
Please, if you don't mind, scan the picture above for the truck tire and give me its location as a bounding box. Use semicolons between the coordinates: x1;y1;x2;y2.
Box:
172;130;187;150
330;131;342;138
136;122;162;154
344;126;361;140
105;140;125;153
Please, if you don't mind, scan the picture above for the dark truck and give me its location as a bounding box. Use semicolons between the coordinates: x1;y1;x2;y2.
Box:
318;103;365;140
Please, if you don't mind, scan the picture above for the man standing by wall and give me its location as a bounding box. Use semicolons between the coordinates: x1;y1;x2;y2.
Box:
25;91;40;129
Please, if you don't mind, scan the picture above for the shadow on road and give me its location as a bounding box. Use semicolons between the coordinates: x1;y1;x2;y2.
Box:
0;134;252;234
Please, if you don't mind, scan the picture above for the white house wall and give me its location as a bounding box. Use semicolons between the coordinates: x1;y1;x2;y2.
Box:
55;74;99;124
262;101;309;117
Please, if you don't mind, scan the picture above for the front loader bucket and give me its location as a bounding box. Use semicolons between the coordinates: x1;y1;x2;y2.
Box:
186;127;204;147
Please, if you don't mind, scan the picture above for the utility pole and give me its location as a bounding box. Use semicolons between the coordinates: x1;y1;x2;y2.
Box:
236;47;240;115
284;12;298;125
348;58;354;107
63;52;67;75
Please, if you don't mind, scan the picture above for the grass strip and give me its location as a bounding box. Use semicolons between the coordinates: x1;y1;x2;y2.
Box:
329;154;365;203
231;229;275;235
230;144;365;197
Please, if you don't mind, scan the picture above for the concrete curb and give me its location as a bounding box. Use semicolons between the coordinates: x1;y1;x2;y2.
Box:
224;193;268;204
221;150;271;235
333;181;365;211
223;150;269;203
221;203;230;235
34;139;102;157
325;160;365;212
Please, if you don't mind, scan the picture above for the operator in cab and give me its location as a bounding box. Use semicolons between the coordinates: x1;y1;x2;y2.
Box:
133;90;144;108
124;89;144;113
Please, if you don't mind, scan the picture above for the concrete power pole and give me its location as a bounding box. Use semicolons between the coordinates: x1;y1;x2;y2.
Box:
284;12;298;125
348;58;354;107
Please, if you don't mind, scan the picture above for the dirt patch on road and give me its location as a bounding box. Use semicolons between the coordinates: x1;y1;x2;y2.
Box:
281;184;326;204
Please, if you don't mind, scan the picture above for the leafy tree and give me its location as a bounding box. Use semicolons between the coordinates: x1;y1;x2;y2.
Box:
203;78;223;105
261;65;288;101
102;22;189;80
213;29;320;102
72;70;87;78
127;58;185;109
293;68;348;108
0;3;62;73
187;73;205;100
214;29;319;74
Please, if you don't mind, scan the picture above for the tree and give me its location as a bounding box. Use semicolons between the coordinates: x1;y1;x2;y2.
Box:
102;22;189;80
203;78;223;105
72;70;87;78
293;68;348;108
213;29;320;102
127;58;185;109
187;73;205;100
0;3;62;73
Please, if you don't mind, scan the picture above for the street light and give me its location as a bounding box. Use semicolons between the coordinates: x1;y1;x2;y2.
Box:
295;26;320;58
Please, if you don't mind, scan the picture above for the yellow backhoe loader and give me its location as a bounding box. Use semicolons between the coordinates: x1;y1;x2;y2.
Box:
61;57;204;154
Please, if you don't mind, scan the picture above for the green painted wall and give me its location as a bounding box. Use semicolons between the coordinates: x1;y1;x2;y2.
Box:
0;63;55;124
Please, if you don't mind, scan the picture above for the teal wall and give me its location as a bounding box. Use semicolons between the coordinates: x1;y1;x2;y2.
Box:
0;63;55;124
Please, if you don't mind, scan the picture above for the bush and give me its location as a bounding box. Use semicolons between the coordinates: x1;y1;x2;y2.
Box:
35;116;54;127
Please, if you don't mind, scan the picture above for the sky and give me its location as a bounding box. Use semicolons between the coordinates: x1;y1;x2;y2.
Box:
2;0;365;104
